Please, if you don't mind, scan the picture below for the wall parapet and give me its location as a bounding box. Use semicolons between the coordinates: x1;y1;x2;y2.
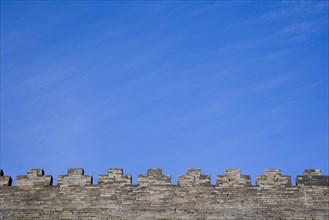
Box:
256;169;292;189
216;168;251;187
57;168;92;186
98;168;132;186
138;168;171;186
296;169;329;186
0;168;328;188
16;169;52;187
178;168;211;186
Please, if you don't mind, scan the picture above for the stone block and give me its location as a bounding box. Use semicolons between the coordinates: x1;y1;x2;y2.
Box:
16;169;52;186
256;169;291;189
178;168;211;186
216;168;251;187
296;169;329;186
138;168;171;186
98;168;132;186
58;168;92;186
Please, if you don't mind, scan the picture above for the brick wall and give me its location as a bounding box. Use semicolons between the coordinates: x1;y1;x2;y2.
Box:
0;168;328;219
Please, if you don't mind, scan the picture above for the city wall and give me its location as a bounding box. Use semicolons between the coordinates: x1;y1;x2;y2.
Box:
0;168;328;219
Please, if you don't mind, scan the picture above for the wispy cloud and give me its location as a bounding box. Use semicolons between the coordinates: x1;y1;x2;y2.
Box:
279;21;318;34
133;72;297;139
256;1;328;22
246;75;296;93
245;1;328;42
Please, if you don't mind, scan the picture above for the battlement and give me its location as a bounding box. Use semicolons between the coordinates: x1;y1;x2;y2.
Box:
256;169;292;189
0;168;328;187
178;168;211;186
216;168;251;187
57;168;92;186
138;168;171;186
0;168;328;219
98;168;132;186
16;169;52;187
296;169;329;186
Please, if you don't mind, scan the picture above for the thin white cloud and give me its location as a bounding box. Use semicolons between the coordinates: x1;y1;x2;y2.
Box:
255;1;328;22
279;21;323;35
260;50;292;61
246;75;296;93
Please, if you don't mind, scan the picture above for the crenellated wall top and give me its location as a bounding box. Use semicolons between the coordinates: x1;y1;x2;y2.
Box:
0;168;328;188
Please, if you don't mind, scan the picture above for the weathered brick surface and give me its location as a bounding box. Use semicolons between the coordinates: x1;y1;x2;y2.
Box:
16;169;52;187
178;168;211;186
98;168;132;186
138;168;171;186
256;169;292;189
0;168;328;219
216;168;251;187
58;168;92;187
296;169;329;186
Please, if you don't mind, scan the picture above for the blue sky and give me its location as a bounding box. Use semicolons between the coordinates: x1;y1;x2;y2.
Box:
1;1;328;185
